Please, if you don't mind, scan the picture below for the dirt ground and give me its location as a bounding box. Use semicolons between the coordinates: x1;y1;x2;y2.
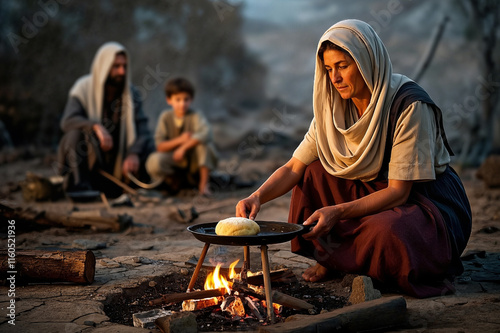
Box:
0;151;499;332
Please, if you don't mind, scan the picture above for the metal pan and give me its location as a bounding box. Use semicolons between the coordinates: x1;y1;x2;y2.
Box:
187;221;313;246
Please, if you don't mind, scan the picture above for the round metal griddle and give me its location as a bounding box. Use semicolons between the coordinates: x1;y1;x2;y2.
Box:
187;220;310;246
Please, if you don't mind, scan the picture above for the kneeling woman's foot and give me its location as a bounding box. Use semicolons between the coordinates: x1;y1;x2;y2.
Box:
302;263;330;282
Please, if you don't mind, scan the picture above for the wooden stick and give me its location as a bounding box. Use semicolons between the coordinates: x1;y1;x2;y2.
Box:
0;250;95;284
247;268;296;285
261;245;275;322
98;169;138;195
149;288;225;306
100;192;110;209
187;243;210;291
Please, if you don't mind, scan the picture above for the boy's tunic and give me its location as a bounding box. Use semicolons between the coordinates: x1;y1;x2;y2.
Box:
146;109;218;180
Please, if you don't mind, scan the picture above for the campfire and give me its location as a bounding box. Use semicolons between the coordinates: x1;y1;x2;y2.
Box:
147;258;317;329
181;260;285;322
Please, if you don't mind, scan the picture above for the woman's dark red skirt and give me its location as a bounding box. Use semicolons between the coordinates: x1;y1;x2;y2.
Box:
288;160;471;298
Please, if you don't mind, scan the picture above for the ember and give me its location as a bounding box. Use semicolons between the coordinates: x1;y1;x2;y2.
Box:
182;259;278;321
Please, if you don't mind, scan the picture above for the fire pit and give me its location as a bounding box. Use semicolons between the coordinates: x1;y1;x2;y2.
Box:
103;270;348;331
185;220;314;323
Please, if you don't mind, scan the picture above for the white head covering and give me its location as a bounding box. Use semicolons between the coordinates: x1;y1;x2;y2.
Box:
312;19;411;181
69;42;136;178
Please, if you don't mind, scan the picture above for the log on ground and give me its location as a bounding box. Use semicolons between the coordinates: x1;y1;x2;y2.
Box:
259;296;407;333
0;250;96;284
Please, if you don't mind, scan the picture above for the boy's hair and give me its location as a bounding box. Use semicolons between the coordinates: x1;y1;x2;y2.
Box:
165;77;195;98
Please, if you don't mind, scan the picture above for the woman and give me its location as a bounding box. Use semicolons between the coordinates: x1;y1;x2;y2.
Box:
236;20;471;298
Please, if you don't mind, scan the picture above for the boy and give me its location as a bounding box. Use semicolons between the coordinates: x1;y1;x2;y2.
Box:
146;78;218;196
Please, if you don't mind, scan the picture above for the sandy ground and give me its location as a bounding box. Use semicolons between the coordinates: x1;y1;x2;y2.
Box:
0;151;499;332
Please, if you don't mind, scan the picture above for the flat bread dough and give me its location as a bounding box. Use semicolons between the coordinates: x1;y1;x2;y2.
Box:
215;217;260;236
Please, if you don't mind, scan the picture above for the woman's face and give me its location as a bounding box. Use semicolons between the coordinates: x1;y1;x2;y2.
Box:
323;49;370;101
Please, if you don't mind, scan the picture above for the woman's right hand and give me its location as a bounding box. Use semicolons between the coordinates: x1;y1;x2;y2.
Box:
236;195;261;220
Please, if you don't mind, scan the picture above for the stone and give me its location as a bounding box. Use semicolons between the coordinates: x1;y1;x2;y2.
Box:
477;155;500;187
140;257;154;264
155;311;197;333
132;308;172;329
348;275;382;305
97;258;121;268
130;244;154;251
72;239;107;250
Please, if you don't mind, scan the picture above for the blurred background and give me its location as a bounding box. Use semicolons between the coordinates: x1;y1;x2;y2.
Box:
0;0;499;171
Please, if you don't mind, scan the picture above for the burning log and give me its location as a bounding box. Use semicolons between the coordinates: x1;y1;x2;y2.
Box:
0;250;95;284
149;288;225;306
221;295;246;317
244;296;265;322
182;297;220;311
232;282;314;311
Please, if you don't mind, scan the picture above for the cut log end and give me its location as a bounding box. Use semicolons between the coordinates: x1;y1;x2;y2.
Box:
84;250;96;284
0;250;96;285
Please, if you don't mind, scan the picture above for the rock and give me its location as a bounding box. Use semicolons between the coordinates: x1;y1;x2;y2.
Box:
155;311;197;333
477;155;500;187
149;281;157;288
140;257;154;264
97;258;121;268
83;320;96;327
130;244;154;251
348;275;382;305
20;172;64;202
132;309;172;329
180;268;189;276
72;239;107;250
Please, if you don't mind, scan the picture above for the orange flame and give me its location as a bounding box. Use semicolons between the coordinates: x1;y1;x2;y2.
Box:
204;260;240;294
229;259;240;279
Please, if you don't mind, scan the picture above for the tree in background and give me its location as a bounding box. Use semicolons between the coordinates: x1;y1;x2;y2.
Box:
0;0;266;148
456;0;500;166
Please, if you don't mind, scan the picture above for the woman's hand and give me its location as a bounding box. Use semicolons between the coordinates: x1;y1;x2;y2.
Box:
236;195;261;220
302;205;343;240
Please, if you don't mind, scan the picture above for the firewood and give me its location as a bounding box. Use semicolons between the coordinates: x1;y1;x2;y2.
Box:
221;295;246;317
149;288;225;306
0;201;132;232
182;297;220;311
232;282;314;311
247;268;297;285
244;296;265;322
0;250;95;284
258;296;407;333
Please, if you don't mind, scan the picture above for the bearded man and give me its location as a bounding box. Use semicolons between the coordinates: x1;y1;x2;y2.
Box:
57;42;153;198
